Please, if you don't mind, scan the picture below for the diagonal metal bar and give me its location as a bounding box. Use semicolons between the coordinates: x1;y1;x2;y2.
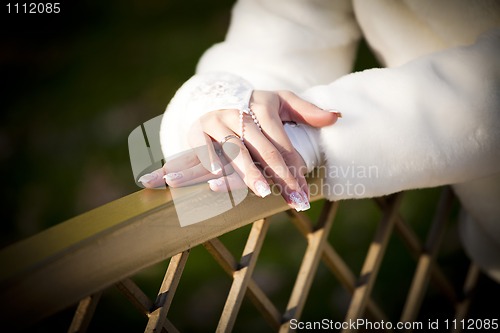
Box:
376;193;459;304
321;246;389;323
243;280;282;331
342;193;403;331
280;201;339;332
453;263;480;333
67;292;102;333
162;319;180;333
203;238;238;275
217;219;269;332
400;187;454;324
115;278;154;317
145;250;190;333
287;206;390;323
203;237;281;331
116;277;180;332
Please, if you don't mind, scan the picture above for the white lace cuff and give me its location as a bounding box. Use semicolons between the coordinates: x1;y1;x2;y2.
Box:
160;72;254;157
185;72;254;116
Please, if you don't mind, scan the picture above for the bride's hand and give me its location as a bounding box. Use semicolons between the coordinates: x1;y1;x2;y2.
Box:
140;90;338;211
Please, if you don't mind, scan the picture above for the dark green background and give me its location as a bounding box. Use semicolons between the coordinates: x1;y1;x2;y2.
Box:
1;1;499;332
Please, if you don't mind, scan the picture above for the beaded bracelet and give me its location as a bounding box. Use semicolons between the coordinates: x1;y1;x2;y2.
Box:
239;104;262;144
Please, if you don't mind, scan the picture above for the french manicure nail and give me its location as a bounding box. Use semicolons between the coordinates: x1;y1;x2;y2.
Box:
138;172;158;184
207;178;224;189
164;172;182;181
289;191;310;212
301;189;310;201
255;180;271;198
326;109;342;118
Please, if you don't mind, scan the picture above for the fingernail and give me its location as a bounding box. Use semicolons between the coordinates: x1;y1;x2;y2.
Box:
164;172;182;181
138;172;158;184
301;189;310;201
255;180;271;198
326;109;342;118
207;178;224;190
288;191;310;212
334;111;342;118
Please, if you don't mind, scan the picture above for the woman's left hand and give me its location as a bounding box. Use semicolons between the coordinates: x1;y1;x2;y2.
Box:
140;90;338;211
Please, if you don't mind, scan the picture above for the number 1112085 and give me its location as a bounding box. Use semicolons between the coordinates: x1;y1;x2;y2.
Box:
6;3;61;14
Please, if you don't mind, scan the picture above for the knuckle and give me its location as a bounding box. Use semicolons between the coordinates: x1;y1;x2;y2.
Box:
261;149;282;163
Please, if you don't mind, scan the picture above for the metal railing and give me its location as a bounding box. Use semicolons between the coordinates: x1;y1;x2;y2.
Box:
0;178;482;332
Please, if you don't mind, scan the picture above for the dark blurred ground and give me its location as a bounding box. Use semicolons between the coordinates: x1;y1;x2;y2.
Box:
1;1;499;332
1;0;232;243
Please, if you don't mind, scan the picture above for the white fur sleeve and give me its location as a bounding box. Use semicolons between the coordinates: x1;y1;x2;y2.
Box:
196;0;360;91
300;30;500;200
160;0;360;160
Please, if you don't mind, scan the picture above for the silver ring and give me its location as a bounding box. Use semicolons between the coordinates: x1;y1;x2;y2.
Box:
220;134;240;145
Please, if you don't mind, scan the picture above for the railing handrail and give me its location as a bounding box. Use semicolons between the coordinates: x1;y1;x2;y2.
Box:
0;178;325;329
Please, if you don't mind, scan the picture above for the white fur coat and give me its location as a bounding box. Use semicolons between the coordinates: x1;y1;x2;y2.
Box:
160;0;500;281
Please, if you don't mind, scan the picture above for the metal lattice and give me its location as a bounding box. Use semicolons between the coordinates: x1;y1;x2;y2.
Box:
63;187;480;333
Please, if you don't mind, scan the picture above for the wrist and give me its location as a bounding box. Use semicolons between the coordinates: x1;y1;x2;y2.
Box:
160;72;253;158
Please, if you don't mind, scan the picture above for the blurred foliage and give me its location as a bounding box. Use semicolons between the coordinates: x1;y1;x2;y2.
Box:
1;1;498;332
1;0;233;243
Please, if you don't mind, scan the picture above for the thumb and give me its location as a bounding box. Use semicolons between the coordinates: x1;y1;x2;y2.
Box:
277;90;339;127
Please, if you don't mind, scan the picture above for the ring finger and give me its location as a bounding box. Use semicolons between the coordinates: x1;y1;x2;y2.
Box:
203;120;271;198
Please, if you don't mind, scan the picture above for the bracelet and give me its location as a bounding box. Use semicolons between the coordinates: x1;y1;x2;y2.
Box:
239;104;262;144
